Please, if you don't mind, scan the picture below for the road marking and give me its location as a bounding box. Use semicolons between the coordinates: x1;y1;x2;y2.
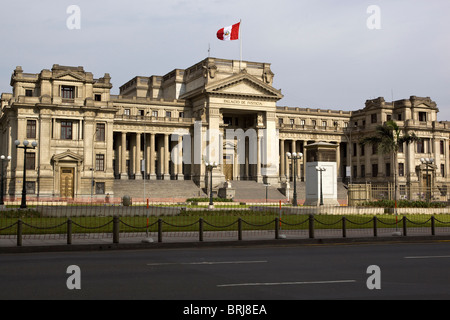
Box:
147;260;268;266
217;280;356;287
404;255;450;259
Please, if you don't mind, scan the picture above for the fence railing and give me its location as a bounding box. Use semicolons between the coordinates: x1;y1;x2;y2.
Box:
2;212;450;247
348;183;450;205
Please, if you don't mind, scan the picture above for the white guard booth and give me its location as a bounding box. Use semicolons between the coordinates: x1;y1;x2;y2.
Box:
304;142;340;206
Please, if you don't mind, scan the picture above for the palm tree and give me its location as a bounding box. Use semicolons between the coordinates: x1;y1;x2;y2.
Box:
359;120;420;209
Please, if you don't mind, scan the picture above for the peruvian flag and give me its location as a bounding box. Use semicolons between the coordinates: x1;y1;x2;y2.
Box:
217;22;240;41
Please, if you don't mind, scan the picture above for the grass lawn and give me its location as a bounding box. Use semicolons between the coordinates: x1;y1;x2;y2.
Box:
1;209;449;235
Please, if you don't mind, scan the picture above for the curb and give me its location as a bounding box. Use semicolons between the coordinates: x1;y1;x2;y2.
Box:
1;235;450;254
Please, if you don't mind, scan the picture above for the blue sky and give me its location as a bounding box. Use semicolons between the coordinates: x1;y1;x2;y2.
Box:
1;0;449;119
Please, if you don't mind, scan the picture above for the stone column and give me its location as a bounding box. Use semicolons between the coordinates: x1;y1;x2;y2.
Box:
135;132;142;180
149;133;156;180
256;131;262;182
163;133;170;180
280;139;285;180
336;142;341;180
120;132;127;179
177;135;184;180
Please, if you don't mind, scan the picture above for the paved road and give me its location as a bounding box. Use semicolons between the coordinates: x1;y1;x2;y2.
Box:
0;241;449;302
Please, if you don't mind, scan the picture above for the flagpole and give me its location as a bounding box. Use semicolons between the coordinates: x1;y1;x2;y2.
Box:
239;19;242;71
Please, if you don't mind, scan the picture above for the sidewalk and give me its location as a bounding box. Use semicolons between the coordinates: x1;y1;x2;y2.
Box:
2;229;450;254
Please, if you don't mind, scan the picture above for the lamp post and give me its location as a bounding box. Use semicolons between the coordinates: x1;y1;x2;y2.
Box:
0;155;11;206
15;140;37;209
286;152;303;206
264;183;270;203
420;157;434;202
205;161;218;208
316;166;326;206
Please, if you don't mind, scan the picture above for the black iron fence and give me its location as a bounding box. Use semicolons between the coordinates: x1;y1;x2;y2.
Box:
2;207;450;247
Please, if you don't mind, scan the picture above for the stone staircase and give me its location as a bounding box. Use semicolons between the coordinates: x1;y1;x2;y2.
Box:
226;180;287;202
111;179;348;203
112;180;206;201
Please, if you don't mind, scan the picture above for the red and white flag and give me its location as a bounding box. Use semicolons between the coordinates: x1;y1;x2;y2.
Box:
216;22;240;41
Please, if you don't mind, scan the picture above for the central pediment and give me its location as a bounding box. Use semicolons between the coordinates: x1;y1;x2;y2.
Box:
180;71;283;101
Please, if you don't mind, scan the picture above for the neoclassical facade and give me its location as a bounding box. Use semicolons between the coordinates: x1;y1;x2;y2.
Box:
0;57;449;198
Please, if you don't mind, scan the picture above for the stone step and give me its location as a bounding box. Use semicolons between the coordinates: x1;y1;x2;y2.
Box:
113;180;206;200
111;179;348;202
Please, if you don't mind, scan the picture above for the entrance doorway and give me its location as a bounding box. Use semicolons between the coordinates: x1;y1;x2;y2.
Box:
60;167;74;198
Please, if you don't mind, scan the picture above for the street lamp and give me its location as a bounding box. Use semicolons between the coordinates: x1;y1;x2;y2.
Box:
205;161;218;208
420;157;434;202
316;166;326;206
15;140;37;209
0;155;11;206
264;183;270;203
286;152;303;206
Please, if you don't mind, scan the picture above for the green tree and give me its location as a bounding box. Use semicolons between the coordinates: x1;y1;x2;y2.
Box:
359;120;420;208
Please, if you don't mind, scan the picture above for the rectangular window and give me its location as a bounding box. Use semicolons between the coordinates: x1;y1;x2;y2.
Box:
300;119;305;126
417;140;425;153
152;110;158;117
94;94;101;101
371;113;377;123
96;154;105;171
179;112;184;118
26;152;35;170
61;86;75;99
418;112;427;122
372;143;378;155
290;119;295;125
440;140;444;155
25;89;33;97
353;165;357;178
96;123;105;142
361;145;365;156
441;164;445;177
124;109;130;116
27;120;36;139
322;121;327;127
399;163;405;177
61;121;73;140
166;111;171;118
398;142;404;153
353;143;357;157
372;164;378;177
386;163;391;177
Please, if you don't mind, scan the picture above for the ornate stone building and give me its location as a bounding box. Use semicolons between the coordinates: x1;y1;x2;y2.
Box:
0;57;449;199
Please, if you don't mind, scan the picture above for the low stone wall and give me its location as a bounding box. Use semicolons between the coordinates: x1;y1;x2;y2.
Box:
250;206;450;215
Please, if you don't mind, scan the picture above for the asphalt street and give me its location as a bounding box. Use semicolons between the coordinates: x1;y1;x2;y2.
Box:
0;241;449;302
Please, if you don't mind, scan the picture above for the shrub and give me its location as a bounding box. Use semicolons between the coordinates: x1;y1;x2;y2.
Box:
186;197;234;203
360;199;447;208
